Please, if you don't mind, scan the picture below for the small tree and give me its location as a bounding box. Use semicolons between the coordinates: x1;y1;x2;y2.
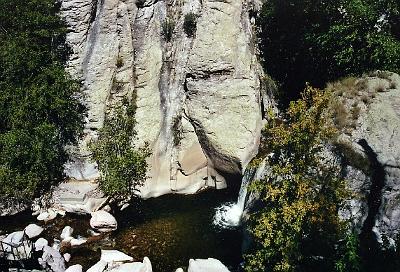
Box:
162;18;175;42
183;12;197;37
90;100;150;200
245;86;358;272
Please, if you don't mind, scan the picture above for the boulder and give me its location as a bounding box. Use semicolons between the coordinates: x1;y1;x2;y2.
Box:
37;209;57;221
108;257;152;272
65;264;83;272
70;238;87;247
90;211;117;232
24;224;44;239
38;245;66;272
64;253;71;262
35;238;49;251
100;249;133;263
60;226;74;240
188;258;230;272
87;260;107;272
175;269;184;272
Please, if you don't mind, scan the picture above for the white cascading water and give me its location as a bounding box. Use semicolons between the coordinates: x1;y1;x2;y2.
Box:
213;168;256;229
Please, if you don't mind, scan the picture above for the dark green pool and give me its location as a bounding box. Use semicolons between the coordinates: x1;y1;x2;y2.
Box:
0;189;243;272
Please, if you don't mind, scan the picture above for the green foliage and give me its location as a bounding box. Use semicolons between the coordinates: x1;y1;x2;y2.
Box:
258;0;400;106
335;233;361;272
90;100;150;199
0;0;85;200
183;13;197;38
245;86;357;272
162;18;175;42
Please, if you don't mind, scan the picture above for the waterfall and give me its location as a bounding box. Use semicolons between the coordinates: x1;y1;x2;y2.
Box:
213;168;256;229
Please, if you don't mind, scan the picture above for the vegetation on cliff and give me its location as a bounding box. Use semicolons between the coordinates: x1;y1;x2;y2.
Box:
258;0;400;105
246;87;360;272
0;0;85;200
90;100;150;200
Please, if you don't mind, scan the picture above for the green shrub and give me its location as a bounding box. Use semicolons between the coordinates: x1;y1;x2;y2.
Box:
245;86;350;272
183;13;197;37
90;101;150;199
162;18;175;42
0;0;86;200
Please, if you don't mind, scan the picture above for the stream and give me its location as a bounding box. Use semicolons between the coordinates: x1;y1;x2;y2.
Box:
0;188;243;272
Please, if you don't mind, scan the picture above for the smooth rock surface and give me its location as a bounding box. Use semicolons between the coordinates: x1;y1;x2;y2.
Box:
61;226;74;240
65;264;83;272
87;260;107;272
188;258;230;272
60;0;272;197
24;224;44;239
100;249;133;263
90;210;118;232
35;238;49;251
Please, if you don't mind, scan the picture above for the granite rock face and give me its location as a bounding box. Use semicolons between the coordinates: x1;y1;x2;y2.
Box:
339;72;400;242
60;0;273;197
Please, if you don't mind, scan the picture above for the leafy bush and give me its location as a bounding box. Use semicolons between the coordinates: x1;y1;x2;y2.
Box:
183;13;197;37
162;18;175;42
245;86;354;272
90;100;150;199
0;0;86;200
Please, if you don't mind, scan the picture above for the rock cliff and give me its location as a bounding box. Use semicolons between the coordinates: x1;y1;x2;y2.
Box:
60;0;272;197
337;72;400;243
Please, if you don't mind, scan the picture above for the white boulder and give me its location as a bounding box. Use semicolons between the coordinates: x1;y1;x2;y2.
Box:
39;245;66;272
188;258;230;272
65;264;83;272
90;211;117;232
175;269;184;272
108;257;152;272
60;226;74;241
70;238;87;247
24;224;44;239
37;209;57;221
100;250;133;263
34;238;49;251
64;253;71;262
87;260;107;272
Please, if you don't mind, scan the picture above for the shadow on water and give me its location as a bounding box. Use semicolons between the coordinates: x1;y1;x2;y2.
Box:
0;185;243;272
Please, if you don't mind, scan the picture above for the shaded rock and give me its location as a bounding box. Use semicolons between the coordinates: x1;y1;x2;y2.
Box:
65;264;82;272
90;211;117;232
24;224;44;239
34;238;49;251
100;249;133;263
188;258;230;272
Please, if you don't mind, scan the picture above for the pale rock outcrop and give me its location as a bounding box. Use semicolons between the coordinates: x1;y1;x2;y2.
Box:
51;181;107;214
60;0;272;197
37;209;58;222
65;264;83;272
24;224;44;239
341;73;400;241
70;237;87;246
90;210;118;232
188;258;230;272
